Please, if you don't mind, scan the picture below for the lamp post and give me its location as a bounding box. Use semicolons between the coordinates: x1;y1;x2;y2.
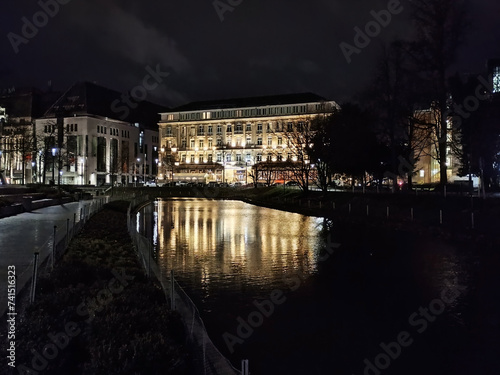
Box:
170;147;177;183
51;148;57;185
136;157;140;187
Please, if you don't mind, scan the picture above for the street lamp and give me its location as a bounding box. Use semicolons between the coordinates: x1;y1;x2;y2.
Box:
51;148;57;185
136;157;140;186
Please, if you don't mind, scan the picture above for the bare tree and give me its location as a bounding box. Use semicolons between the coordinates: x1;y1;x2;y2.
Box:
406;0;467;185
275;118;315;193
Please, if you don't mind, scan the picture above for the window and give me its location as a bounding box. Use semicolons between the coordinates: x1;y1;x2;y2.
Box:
257;123;262;133
75;124;78;132
246;153;251;162
166;126;172;136
246;123;251;132
297;122;304;132
199;140;204;148
190;139;195;148
208;154;213;163
217;125;222;135
181;139;187;148
181;154;186;162
235;123;243;134
217;154;222;162
208;125;213;135
267;123;272;132
226;153;232;162
287;122;293;132
208;139;213;148
227;124;232;133
278;137;282;145
277;153;282;161
267;137;273;146
198;125;204;135
236;154;242;162
190;154;195;163
246;136;251;145
217;138;222;146
257;137;262;145
267;154;272;161
256;154;262;162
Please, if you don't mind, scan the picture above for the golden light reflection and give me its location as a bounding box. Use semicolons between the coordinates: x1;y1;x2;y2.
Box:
152;199;325;291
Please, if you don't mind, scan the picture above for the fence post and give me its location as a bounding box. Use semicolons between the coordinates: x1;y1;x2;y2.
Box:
348;203;351;214
66;218;70;246
148;242;151;278
30;252;39;304
411;207;414;221
471;212;475;229
386;206;389;219
439;210;443;225
366;205;369;217
242;359;249;375
52;225;57;269
170;270;176;310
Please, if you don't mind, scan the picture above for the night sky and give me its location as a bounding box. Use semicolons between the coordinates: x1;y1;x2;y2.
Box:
1;0;499;108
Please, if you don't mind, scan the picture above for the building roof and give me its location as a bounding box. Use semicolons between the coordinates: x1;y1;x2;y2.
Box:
43;81;168;130
170;92;329;112
0;88;60;122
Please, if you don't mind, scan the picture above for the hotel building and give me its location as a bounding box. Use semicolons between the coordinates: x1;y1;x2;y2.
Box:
158;93;339;184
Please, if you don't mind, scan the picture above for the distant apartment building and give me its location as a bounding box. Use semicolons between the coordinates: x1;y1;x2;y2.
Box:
34;82;164;186
158;93;339;184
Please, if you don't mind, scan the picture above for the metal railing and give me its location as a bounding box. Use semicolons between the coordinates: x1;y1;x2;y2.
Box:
29;196;109;303
127;199;241;375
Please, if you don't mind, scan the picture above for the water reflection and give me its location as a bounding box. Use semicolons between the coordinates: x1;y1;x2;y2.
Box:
138;198;326;296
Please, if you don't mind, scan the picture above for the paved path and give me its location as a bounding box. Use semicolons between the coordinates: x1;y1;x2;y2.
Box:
0;199;103;317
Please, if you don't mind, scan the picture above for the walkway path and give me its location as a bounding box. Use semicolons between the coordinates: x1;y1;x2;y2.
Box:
0;199;103;317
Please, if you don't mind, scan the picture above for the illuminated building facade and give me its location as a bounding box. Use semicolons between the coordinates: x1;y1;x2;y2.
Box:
412;107;460;184
158;93;339;184
34;82;163;186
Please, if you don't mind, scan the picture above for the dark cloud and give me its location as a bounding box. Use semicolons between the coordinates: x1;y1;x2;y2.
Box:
0;0;498;107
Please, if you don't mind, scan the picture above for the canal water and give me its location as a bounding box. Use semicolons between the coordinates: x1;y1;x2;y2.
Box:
137;198;499;375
